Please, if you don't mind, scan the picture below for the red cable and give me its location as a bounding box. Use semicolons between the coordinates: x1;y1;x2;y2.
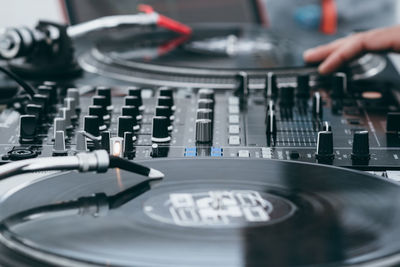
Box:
321;0;337;35
138;4;192;35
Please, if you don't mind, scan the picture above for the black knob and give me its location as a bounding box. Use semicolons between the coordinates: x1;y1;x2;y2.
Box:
331;73;347;98
195;119;213;143
279;86;294;106
89;105;105;127
125;96;142;108
92;95;107;109
159;87;173;98
351;131;370;160
155;106;173;130
118;116;139;137
123;132;136;158
157;96;174;109
151;116;171;142
97;86;112;108
386;112;400;133
198;88;214;100
296;74;310;98
197;108;213;120
84;115;100;136
316;131;334;160
122;105;142;121
235;71;249;97
198;99;214;109
37;85;57;104
26;104;43;120
19;115;37;142
265;72;278;98
101;131;111;152
128;87;143;109
312;92;323;118
32;94;50;112
155;105;172;119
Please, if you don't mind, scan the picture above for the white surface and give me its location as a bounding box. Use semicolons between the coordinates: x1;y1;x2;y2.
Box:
0;0;64;28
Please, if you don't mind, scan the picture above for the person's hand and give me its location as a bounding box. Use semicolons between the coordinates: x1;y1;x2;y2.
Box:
303;25;400;74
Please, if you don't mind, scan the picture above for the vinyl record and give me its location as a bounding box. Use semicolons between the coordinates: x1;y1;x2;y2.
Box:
78;24;318;88
0;159;400;266
78;24;386;88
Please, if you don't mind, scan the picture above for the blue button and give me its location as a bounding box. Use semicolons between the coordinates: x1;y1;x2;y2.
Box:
184;147;197;157
211;147;223;157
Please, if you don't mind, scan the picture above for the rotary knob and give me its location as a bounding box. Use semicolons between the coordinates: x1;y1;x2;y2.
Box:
83;115;100;137
315;131;334;160
157;96;175;110
332;72;347;98
351;131;370;161
197;108;213;120
89;105;106;129
64;98;77;120
198;99;214;109
155;106;173;131
32;94;50;112
122;105;142;121
198;88;214;100
125;95;142;109
128;87;144;110
37;85;57;104
195;119;213;143
159;87;173;98
67;88;80;110
92;95;110;119
296;74;310;98
279;86;294;106
118;115;139;138
151;116;171;142
97;86;112;110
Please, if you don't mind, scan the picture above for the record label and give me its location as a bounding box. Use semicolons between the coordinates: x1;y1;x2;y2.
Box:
144;189;295;228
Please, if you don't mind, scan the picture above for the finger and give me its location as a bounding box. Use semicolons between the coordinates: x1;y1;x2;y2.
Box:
318;37;364;74
303;38;346;62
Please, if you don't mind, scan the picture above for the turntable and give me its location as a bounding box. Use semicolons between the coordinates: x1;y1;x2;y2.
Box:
0;2;400;266
0;157;400;266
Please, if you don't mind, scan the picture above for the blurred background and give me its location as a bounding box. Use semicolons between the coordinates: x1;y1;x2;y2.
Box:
1;0;400;45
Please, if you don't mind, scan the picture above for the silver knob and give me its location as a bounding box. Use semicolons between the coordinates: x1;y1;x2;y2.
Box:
195;119;213;143
67;88;80;108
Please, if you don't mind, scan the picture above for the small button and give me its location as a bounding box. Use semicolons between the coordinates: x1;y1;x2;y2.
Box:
229;136;240;145
184;147;197;157
238;150;250;157
229;97;239;105
229;125;240;134
211;147;223;157
229;106;239;114
229;115;239;124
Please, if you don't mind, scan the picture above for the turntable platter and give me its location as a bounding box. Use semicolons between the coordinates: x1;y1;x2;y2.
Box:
0;159;400;266
78;24;319;88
